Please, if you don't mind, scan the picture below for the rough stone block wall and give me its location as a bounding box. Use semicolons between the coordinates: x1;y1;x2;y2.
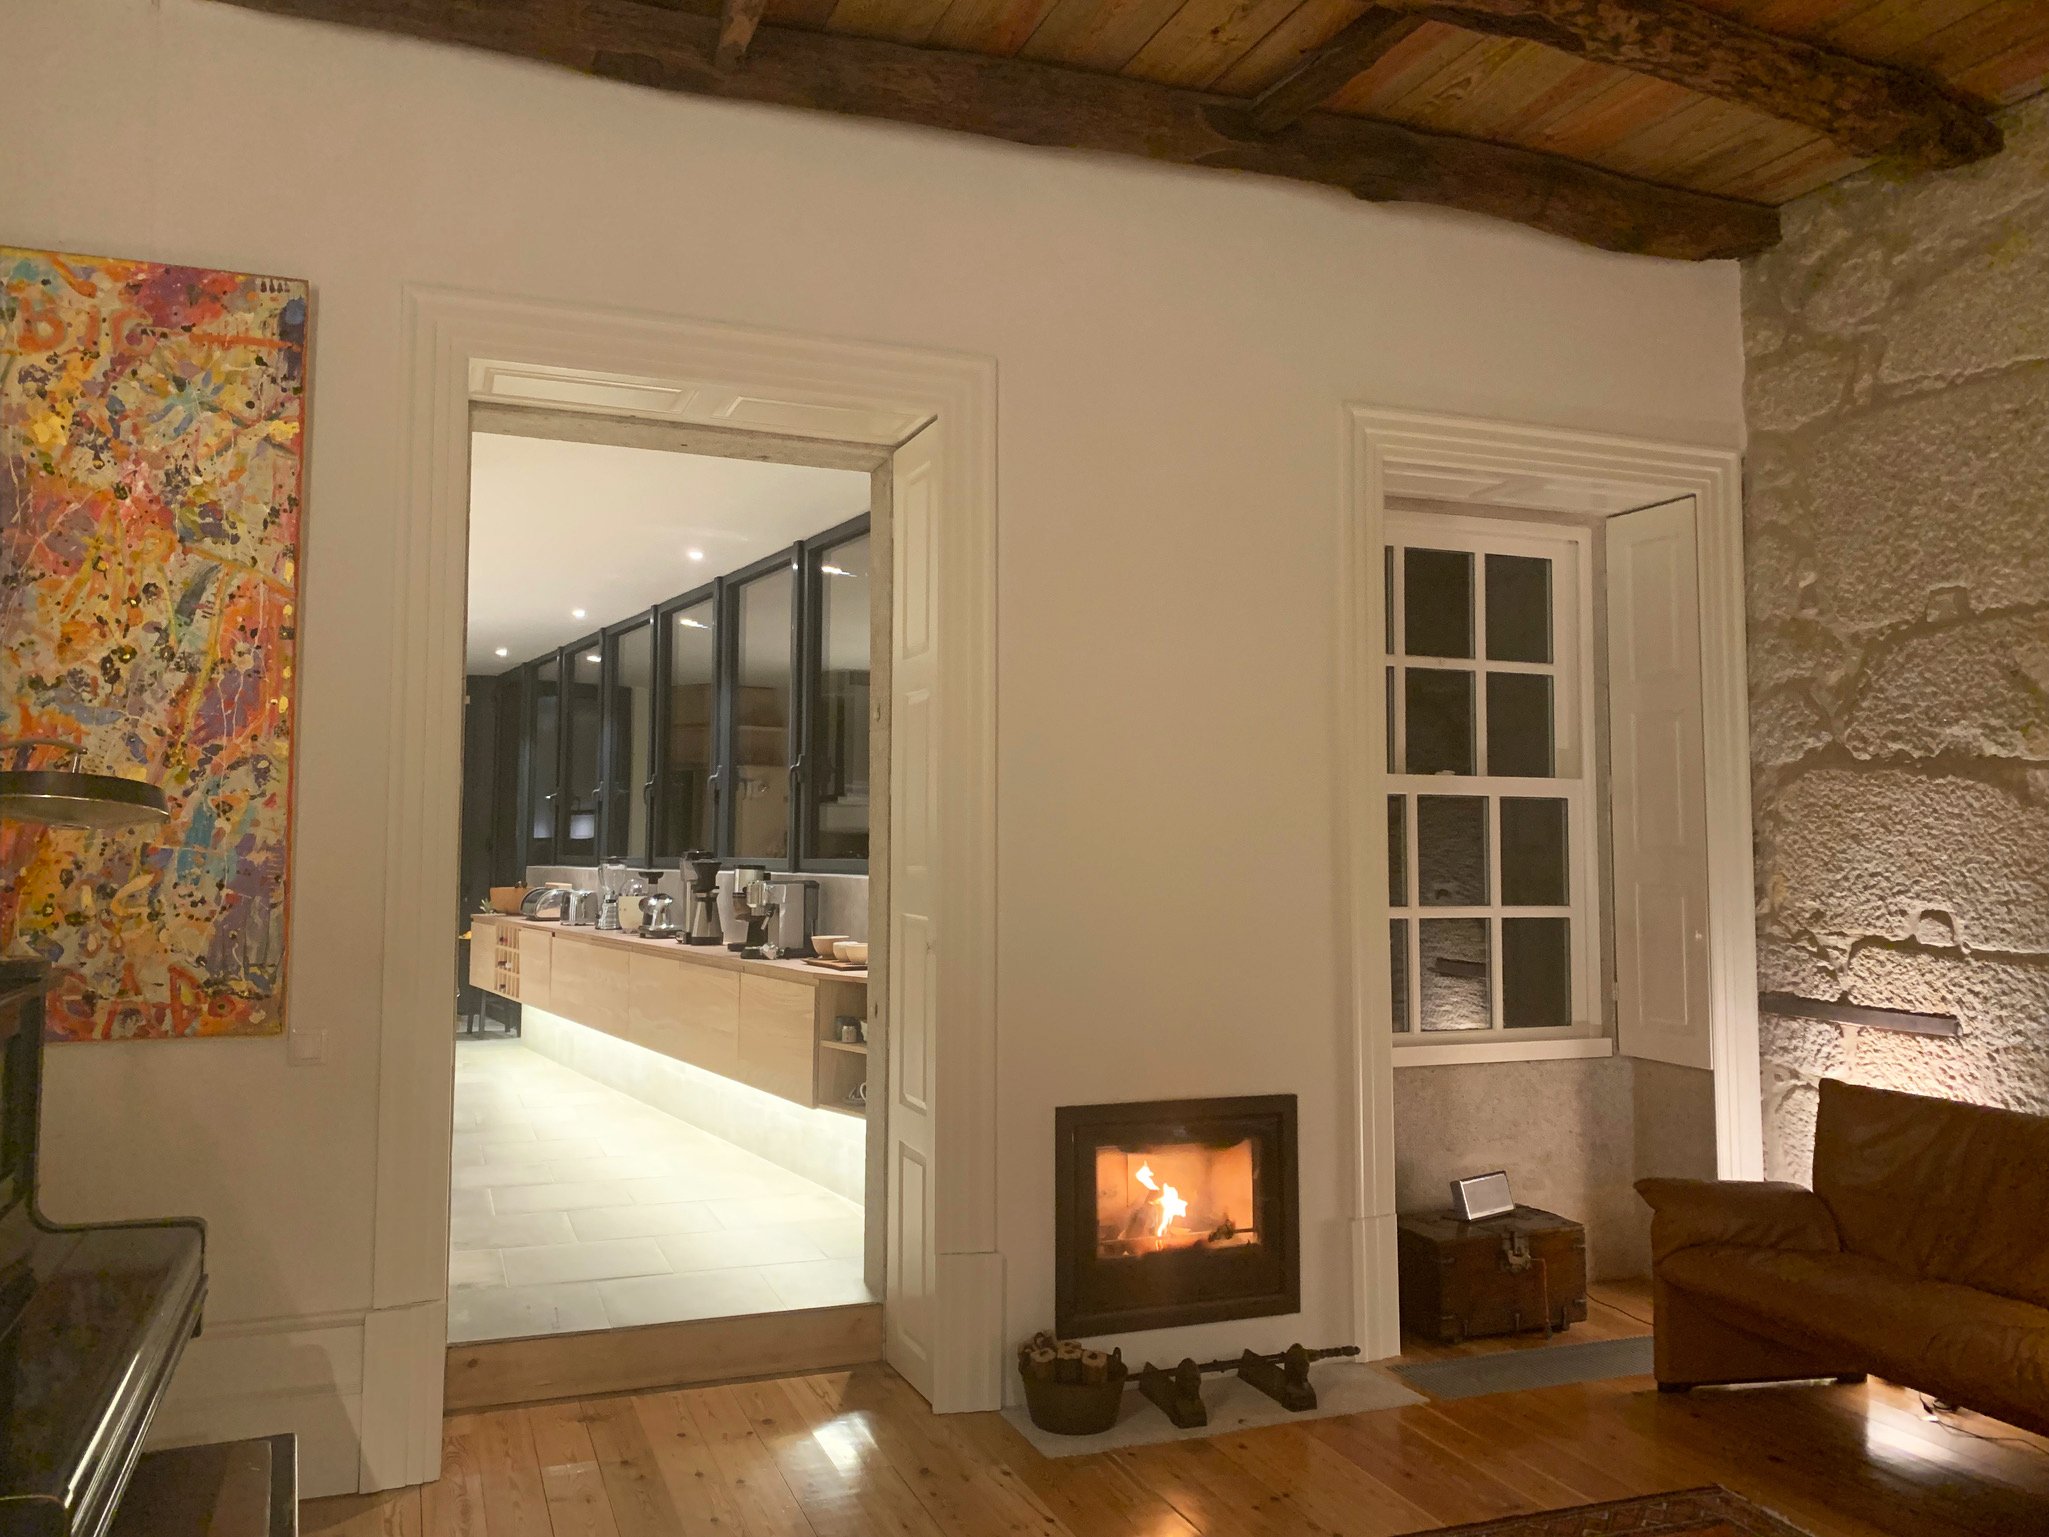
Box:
1743;95;2049;1181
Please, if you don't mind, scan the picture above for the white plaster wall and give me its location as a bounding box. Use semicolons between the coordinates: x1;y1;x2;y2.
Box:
1;0;1743;1486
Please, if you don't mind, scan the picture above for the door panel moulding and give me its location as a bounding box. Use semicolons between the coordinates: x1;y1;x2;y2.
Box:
1339;407;1758;1356
371;288;998;1492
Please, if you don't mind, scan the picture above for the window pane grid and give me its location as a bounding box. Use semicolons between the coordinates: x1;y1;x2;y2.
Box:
1382;530;1592;1045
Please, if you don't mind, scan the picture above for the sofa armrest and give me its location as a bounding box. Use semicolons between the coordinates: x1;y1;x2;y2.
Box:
1635;1178;1841;1266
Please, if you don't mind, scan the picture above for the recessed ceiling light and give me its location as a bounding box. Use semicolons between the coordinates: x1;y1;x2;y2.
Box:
572;608;587;620
494;647;509;658
687;548;705;561
821;564;851;577
679;617;709;630
586;652;601;663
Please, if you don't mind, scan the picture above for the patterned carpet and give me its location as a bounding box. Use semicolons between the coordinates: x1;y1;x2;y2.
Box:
1427;1487;1816;1536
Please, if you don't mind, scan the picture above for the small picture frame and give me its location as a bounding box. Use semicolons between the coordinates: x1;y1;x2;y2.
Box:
1451;1171;1515;1222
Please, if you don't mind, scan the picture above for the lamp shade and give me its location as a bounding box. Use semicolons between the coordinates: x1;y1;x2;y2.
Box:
0;740;170;831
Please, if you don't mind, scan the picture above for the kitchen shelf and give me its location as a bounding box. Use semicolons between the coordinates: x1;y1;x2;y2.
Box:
819;1039;869;1055
821;1102;867;1119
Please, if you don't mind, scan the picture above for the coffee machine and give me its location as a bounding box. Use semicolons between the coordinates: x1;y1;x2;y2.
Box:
765;876;822;959
729;866;776;955
682;852;725;946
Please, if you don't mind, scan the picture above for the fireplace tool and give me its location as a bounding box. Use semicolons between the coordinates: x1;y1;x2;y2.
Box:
1136;1343;1360;1428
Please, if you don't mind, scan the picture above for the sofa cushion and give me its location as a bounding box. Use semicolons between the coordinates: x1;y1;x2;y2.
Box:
1662;1244;2049;1428
1814;1078;2049;1310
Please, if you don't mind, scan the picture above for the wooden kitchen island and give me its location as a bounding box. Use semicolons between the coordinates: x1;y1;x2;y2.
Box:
469;916;869;1114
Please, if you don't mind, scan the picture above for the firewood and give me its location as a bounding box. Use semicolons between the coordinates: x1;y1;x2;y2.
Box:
1054;1341;1085;1383
1080;1349;1110;1383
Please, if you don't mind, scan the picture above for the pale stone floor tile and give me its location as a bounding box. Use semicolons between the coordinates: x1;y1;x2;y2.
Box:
449;1039;869;1343
656;1224;829;1273
500;1238;671;1287
598;1269;781;1329
447;1281;608;1345
759;1259;876;1310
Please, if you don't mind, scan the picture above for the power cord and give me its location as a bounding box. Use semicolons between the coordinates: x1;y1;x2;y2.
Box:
1917;1394;2049;1457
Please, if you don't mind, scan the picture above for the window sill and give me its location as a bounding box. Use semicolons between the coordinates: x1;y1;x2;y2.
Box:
1391;1036;1615;1069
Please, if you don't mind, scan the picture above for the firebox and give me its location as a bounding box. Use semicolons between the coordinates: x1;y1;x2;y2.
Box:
1054;1094;1299;1338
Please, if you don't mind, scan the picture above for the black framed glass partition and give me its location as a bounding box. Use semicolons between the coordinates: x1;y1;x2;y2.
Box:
802;524;871;867
562;636;604;859
603;616;655;862
525;656;560;866
655;591;720;861
729;555;798;863
506;513;871;874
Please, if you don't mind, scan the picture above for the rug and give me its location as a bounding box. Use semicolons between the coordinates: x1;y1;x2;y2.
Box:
1425;1486;1815;1535
999;1359;1424;1457
1394;1336;1656;1401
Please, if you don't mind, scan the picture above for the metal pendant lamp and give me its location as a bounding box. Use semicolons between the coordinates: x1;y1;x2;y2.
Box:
0;738;169;831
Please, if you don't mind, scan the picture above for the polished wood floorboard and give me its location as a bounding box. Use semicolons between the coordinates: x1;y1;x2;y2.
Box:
308;1281;2047;1537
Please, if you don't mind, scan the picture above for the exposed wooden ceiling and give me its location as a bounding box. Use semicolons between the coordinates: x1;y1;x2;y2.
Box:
216;0;2049;260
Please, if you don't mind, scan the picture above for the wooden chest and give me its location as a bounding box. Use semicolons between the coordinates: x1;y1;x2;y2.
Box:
1396;1206;1588;1343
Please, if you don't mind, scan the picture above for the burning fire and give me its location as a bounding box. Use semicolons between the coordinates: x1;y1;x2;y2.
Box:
1132;1161;1189;1238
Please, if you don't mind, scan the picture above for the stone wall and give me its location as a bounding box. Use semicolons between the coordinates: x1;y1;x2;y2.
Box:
1743;94;2049;1180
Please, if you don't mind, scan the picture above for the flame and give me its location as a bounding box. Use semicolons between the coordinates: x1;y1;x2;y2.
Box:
1134;1162;1158;1192
1155;1181;1188;1237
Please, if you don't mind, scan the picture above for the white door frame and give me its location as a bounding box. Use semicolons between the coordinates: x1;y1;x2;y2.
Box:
1338;407;1760;1359
355;288;1003;1490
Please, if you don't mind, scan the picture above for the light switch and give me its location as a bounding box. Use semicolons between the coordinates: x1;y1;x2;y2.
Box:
288;1026;328;1066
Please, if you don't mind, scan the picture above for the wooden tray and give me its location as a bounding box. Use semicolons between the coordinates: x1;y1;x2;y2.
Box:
804;957;868;972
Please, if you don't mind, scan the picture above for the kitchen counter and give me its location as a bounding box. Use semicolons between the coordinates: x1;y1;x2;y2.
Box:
469;914;868;1112
482;913;866;985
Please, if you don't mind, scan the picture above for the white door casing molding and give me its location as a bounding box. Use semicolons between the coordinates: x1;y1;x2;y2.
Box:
1337;407;1761;1352
367;288;1001;1489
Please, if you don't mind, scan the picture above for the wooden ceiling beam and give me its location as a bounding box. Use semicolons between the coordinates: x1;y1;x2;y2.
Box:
1387;0;2001;169
1246;8;1428;136
716;0;766;71
207;0;1778;259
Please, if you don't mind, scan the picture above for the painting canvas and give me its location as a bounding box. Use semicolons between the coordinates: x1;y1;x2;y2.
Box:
0;247;309;1040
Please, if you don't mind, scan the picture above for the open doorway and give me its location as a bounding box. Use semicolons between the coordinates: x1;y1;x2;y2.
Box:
450;405;889;1388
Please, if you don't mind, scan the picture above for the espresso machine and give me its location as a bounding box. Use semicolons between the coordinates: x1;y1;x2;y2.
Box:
730;866;776;955
765;876;822;959
682;851;725;946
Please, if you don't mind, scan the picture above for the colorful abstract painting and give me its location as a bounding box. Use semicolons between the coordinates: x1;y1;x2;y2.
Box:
0;248;308;1040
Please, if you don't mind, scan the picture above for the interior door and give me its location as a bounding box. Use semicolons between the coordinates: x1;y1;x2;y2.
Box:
1606;498;1714;1070
884;423;939;1398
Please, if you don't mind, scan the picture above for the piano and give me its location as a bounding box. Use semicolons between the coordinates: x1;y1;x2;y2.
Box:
0;961;207;1537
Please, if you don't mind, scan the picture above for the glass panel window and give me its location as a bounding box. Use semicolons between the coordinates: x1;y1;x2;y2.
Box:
1417;796;1488;907
1418;919;1490;1031
527;657;559;863
1387;796;1407;907
1403;548;1473;659
806;535;871;862
563;641;603;857
658;598;718;859
1390;919;1410;1032
1384;518;1592;1049
1487;673;1555;777
733;562;795;861
1485;554;1552;663
1504;918;1572;1028
1406;669;1475;775
604;621;654;862
1500;798;1569;907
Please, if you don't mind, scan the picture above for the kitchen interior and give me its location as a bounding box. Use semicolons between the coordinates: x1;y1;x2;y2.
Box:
453;415;881;1346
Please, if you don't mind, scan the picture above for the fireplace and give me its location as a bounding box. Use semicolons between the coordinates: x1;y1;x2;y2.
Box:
1054;1094;1299;1338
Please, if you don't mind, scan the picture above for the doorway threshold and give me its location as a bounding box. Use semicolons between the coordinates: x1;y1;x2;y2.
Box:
444;1302;884;1411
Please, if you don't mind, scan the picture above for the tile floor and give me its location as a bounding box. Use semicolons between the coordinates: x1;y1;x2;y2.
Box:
448;1038;871;1344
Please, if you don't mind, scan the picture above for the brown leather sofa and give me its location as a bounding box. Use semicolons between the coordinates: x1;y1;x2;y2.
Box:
1637;1077;2049;1435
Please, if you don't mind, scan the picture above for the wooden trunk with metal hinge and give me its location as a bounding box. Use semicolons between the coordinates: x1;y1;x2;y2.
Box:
1396;1205;1588;1344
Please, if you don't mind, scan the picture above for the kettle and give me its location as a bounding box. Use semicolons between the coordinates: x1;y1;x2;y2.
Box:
638;890;678;936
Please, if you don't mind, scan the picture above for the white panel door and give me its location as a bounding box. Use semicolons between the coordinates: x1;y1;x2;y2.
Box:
1607;498;1714;1070
885;423;941;1397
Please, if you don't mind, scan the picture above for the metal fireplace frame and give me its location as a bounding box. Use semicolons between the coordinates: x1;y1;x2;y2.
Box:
1054;1093;1300;1339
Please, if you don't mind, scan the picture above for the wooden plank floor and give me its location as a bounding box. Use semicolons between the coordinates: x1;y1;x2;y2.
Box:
308;1285;2048;1537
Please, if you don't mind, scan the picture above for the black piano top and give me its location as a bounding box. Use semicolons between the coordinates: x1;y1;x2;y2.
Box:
0;964;206;1537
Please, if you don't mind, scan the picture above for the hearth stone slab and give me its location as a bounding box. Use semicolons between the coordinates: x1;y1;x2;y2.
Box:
999;1359;1422;1457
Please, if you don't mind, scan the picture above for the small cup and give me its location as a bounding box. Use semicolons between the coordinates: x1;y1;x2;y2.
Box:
835;941;868;965
812;935;849;959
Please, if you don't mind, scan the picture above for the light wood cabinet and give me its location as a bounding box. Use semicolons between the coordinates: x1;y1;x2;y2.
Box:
468;919;497;990
629;954;739;1079
550;937;630;1037
737;974;815;1103
516;928;552;1011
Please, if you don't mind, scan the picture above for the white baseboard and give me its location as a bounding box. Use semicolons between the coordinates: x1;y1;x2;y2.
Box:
146;1309;369;1499
359;1299;449;1491
930;1250;1005;1413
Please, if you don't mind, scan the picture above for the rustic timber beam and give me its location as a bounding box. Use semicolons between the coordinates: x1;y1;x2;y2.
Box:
1386;0;2000;169
715;0;766;71
1246;8;1427;136
207;0;1778;259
